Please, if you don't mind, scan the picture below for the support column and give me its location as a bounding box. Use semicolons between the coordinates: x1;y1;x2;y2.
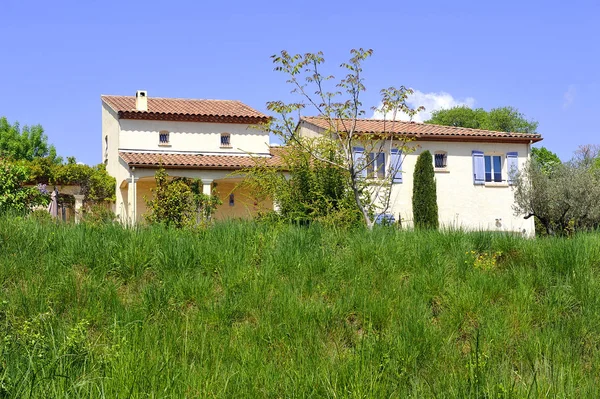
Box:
127;176;139;225
73;195;85;224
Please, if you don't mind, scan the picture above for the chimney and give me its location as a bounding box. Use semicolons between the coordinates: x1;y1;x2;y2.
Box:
135;90;148;111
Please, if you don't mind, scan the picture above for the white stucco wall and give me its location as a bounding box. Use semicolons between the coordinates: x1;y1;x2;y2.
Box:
385;141;534;235
101;103;121;178
118;119;270;156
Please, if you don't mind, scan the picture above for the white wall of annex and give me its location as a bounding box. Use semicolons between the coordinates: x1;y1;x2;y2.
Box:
386;140;534;235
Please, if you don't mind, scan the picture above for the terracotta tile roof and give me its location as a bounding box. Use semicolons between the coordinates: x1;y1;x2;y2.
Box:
300;117;543;143
101;95;269;124
120;148;284;170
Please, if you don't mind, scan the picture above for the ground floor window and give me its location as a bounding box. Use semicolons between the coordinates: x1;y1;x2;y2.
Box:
484;155;502;182
367;152;385;179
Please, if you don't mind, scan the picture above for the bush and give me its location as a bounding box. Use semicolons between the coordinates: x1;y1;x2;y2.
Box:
238;140;362;227
412;150;439;229
0;159;45;214
145;167;221;228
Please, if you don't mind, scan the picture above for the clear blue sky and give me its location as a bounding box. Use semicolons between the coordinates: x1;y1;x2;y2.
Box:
1;0;598;164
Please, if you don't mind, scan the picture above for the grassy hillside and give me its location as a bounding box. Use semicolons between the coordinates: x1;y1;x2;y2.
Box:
1;216;600;397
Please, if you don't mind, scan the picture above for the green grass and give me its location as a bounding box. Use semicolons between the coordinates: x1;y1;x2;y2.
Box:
1;216;600;397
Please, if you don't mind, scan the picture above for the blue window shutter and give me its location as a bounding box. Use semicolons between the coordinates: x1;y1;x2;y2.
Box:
506;152;518;185
353;147;366;178
472;150;484;185
390;148;403;183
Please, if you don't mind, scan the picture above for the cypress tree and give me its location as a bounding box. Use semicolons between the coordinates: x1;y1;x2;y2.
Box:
412;150;439;229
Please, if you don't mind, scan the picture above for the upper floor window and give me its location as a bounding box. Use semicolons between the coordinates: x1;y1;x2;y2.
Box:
159;131;170;145
434;152;447;169
221;133;231;147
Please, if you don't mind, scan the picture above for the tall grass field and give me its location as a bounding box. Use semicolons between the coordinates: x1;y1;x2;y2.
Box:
1;216;600;397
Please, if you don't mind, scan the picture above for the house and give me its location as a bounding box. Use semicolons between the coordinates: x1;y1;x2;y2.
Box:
298;117;543;235
101;91;281;223
102;91;543;234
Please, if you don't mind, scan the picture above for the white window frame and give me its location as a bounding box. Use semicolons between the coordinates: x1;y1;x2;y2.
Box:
367;152;386;179
484;153;505;184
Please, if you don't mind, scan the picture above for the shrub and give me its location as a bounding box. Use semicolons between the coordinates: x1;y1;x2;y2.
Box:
0;159;45;214
145;167;221;228
238;140;362;227
412;150;439;229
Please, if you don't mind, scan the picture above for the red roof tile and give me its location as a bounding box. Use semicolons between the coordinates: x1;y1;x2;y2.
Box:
120;148;284;170
102;95;269;124
300;117;543;143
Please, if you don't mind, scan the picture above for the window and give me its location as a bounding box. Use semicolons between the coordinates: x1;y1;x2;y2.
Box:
367;152;385;179
434;152;447;169
159;131;170;145
221;133;231;147
484;155;503;182
473;151;518;186
229;193;235;206
104;136;108;161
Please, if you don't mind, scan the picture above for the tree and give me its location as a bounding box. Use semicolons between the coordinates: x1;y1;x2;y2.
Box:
423;106;487;129
426;106;538;133
0;117;60;163
265;49;423;229
571;144;600;169
531;146;561;174
0;160;45;214
513;159;600;236
412;151;438;229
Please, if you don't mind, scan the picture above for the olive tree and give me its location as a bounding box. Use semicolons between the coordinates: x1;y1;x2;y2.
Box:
513;159;600;235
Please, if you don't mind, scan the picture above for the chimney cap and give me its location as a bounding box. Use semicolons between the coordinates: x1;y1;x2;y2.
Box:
136;90;147;97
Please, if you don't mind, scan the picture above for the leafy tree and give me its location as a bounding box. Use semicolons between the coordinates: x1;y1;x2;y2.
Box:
0;160;45;214
145;167;221;228
0;117;60;163
426;106;538;133
531;146;561;174
238;141;362;227
423;106;487;129
265;49;422;229
412;151;438;229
